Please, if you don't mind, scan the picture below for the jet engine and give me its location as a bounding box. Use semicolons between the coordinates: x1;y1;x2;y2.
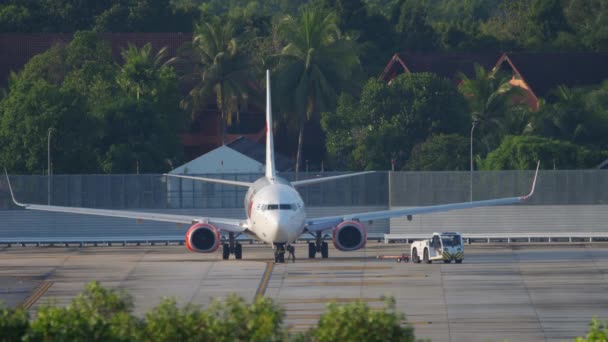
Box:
185;223;221;253
332;221;366;251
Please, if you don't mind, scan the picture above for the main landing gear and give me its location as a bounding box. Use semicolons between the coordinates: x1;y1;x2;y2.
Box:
308;232;329;259
274;243;286;263
222;232;242;260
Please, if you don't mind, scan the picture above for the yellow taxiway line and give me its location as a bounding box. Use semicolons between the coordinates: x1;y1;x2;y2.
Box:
255;262;274;298
20;280;54;310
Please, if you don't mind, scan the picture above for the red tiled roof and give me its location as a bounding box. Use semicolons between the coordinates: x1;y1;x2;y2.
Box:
380;52;502;82
496;52;608;98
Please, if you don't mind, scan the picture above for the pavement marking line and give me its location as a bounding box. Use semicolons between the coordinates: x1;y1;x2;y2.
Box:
280;297;385;304
295;265;393;271
287;281;391;287
20;280;54;310
286;273;428;279
255;262;274;298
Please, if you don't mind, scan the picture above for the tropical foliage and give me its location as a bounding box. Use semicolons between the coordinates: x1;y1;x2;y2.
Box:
274;5;360;173
0;281;416;341
1;0;608;172
321;73;469;170
178;18;256;145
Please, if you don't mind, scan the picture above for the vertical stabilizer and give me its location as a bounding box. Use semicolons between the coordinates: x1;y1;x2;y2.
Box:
265;70;277;181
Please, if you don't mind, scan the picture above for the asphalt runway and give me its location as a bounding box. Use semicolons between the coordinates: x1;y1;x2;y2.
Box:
1;243;608;342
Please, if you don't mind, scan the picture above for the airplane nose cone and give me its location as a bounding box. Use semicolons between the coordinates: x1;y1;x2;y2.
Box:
266;213;291;243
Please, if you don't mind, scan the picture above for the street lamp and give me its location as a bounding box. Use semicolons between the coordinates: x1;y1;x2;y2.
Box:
469;121;477;202
48;127;55;205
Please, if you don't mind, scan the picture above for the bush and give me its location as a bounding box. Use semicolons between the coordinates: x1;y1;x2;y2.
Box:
2;282;414;342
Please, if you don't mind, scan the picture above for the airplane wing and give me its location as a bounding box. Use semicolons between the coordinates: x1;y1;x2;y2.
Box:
163;173;253;187
4;172;248;233
305;161;540;233
291;171;375;186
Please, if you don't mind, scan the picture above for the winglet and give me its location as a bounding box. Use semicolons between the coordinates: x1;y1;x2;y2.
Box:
4;168;25;207
521;160;540;200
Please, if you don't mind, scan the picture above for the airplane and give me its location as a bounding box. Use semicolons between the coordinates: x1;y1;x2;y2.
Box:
4;70;540;263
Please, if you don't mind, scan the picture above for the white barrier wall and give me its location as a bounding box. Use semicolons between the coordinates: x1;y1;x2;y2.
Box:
390;205;608;234
0;206;389;239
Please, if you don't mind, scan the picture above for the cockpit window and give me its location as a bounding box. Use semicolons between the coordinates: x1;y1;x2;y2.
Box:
263;204;294;210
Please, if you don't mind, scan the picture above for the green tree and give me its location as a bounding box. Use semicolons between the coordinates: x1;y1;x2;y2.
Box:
143;298;213;342
25;281;139;341
0;305;29;341
479;135;607;170
0;4;32;32
480;0;572;50
458;64;523;157
405;134;470;171
275;5;360;173
0;31;184;174
179;18;256;145
301;298;415;342
575;318;608;342
564;0;608;51
93;0;197;32
528;84;608;150
322;73;469;170
390;0;438;51
319;0;396;76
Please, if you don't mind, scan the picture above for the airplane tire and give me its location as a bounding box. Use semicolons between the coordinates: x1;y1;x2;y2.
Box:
222;244;230;260
321;242;329;258
455;259;463;264
234;243;242;260
443;260;450;264
424;248;431;264
308;243;316;258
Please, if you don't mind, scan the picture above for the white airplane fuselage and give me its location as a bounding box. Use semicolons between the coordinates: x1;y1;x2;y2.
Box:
244;176;306;245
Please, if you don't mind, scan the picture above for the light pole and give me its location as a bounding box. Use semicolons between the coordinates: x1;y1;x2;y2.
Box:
47;127;55;205
469;121;477;202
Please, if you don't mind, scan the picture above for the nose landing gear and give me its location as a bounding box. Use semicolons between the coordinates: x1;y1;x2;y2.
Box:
274;243;286;263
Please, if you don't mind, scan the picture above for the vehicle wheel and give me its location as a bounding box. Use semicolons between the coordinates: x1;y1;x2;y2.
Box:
443;260;450;264
321;242;329;258
456;259;463;264
412;248;420;263
277;252;285;263
234;243;242;260
397;258;402;263
308;242;316;259
222;244;230;260
423;248;431;264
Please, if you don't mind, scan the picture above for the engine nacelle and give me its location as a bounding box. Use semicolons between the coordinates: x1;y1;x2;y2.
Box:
185;223;221;253
333;221;367;251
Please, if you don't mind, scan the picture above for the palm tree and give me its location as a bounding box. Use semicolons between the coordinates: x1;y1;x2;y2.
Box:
117;43;169;101
458;64;523;156
179;20;255;145
275;6;360;173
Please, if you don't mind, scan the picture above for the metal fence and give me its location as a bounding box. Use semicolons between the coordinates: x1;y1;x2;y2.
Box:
389;169;608;206
0;169;606;210
0;172;388;209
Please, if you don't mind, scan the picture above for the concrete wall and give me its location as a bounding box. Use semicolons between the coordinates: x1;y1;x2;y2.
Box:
390;205;608;235
0;206;389;239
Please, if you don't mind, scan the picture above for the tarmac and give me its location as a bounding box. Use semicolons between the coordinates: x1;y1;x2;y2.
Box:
1;242;608;342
